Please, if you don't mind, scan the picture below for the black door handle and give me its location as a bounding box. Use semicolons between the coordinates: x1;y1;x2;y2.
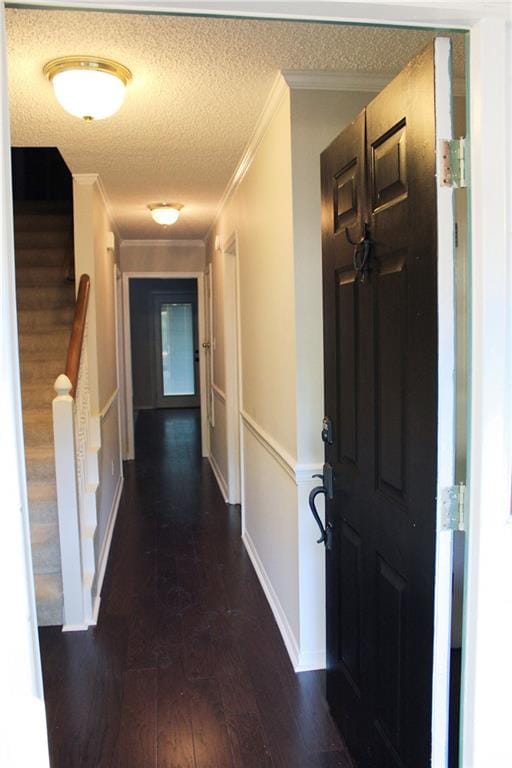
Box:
309;486;334;549
309;485;329;545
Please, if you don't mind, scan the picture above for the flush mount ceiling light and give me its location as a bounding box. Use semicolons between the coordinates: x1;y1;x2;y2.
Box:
43;56;132;121
148;203;183;226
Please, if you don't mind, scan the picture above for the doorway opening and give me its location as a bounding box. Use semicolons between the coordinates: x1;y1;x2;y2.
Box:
4;7;474;768
122;272;208;460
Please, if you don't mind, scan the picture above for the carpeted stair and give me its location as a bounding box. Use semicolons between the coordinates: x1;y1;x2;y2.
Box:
15;207;75;626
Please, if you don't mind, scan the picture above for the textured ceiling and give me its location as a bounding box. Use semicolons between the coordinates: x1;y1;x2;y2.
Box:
6;8;465;240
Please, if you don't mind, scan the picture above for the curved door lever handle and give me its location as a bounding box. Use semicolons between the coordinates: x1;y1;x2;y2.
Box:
309;484;333;549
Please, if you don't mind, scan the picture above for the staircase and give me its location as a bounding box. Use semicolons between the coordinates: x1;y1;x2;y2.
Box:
14;207;75;626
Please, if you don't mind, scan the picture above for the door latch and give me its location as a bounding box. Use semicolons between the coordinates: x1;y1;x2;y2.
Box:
321;416;333;445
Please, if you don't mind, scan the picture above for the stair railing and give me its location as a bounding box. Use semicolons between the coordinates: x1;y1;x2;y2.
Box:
52;274;91;629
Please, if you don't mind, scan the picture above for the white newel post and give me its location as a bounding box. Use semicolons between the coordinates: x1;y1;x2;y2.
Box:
52;373;85;630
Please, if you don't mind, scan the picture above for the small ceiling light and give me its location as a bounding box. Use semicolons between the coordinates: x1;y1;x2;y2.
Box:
43;56;132;121
148;203;183;226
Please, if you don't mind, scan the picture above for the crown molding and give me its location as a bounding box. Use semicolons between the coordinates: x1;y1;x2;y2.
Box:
282;69;393;93
120;239;205;247
206;71;288;240
206;67;466;241
282;69;466;96
73;172;98;186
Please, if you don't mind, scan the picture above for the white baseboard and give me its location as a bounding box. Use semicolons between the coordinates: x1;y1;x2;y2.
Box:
91;596;101;625
89;474;124;625
242;530;301;671
294;648;326;672
208;453;228;502
62;623;89;632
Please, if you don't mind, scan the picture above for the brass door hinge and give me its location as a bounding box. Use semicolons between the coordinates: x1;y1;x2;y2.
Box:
439;138;468;188
441;483;466;532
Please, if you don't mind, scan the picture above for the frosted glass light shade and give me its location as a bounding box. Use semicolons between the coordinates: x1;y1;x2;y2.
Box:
44;57;132;121
148;204;183;226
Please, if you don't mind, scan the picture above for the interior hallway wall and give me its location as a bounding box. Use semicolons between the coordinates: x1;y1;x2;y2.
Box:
120;241;205;274
73;175;123;610
207;79;376;669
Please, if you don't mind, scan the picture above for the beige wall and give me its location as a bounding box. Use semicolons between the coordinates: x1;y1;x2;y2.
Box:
206;83;376;669
93;184;118;410
120;242;205;274
73;175;123;602
290;89;375;464
210;92;297;455
207;90;300;646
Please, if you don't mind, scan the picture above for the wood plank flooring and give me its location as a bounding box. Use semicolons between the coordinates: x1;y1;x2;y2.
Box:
39;409;352;768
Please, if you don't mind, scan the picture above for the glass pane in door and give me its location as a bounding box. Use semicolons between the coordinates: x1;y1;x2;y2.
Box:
160;303;195;396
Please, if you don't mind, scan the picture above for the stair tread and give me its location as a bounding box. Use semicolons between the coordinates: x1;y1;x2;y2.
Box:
28;482;57;502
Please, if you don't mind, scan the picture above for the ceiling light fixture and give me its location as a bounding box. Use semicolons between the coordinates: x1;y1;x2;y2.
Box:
43;56;132;121
148;203;183;226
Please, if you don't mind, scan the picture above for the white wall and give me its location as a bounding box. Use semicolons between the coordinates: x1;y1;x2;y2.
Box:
207;81;374;669
73;174;124;613
0;8;50;765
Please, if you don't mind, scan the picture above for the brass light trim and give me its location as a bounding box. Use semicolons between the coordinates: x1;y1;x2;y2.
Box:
147;203;184;212
43;56;132;85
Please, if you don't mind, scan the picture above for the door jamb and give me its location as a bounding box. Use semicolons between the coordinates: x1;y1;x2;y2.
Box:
2;5;511;767
122;271;209;459
222;233;242;506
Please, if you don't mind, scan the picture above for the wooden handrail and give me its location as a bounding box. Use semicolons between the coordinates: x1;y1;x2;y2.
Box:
65;274;90;398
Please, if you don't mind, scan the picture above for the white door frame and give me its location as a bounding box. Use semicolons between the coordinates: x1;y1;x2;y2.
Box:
122;271;209;459
222;233;242;505
2;3;510;766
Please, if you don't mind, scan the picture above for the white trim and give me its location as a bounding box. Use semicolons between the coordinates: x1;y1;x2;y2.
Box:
242;529;300;670
10;1;509;25
2;4;512;765
431;36;457;768
294;463;325;484
240;409;296;483
208;452;228;502
295;648;327;673
122;271;208;459
61;622;88;632
282;68;466;97
207;72;288;239
240;410;323;486
222;233;242;504
99;387;119;419
283;69;393;93
72;173;120;241
462;18;512;768
0;7;50;764
89;474;124;626
211;381;226;403
121;239;205;247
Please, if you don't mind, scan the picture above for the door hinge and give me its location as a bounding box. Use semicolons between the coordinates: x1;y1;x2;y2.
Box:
439;138;468;189
441;482;466;531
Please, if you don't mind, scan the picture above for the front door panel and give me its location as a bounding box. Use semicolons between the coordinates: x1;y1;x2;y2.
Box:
321;40;449;767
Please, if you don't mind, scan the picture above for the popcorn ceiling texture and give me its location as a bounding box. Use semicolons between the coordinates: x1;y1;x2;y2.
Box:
6;9;465;240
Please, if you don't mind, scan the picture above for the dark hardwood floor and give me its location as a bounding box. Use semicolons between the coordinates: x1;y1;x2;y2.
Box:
39;408;352;768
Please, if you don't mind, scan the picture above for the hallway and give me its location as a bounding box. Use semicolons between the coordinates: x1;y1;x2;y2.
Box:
38;409;351;768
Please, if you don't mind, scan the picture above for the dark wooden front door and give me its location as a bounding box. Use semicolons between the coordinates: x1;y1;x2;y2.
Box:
320;41;448;767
